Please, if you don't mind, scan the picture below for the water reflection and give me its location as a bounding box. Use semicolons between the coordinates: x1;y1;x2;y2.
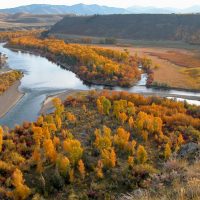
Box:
0;44;199;127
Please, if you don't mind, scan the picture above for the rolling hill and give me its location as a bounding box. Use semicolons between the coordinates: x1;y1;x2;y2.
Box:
49;14;200;42
0;13;64;30
0;4;200;15
0;4;128;15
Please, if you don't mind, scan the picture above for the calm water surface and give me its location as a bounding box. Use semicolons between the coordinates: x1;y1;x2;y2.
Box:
0;44;199;127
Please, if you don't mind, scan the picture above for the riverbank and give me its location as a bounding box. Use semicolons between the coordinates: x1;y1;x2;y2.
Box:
40;89;82;114
40;89;200;115
0;80;24;118
95;45;200;91
7;44;200;93
5;41;140;88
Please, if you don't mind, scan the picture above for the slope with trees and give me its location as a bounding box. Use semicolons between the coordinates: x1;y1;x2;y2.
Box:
0;90;199;199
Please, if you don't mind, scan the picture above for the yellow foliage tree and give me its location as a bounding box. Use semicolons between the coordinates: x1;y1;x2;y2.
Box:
53;136;60;148
63;139;83;165
53;97;64;116
136;145;147;164
164;143;171;159
101;148;116;168
141;130;148;142
66;112;76;123
118;112;128;124
69;169;74;183
114;127;130;150
37;116;43;126
97;99;103;114
177;133;184;146
78;159;85;179
43;139;57;163
128;116;134;129
55;115;62;130
94;128;112;151
95;160;104;178
42;124;50;139
32;126;43;147
57;154;70;176
128;156;134;167
127;140;137;155
12;168;31;200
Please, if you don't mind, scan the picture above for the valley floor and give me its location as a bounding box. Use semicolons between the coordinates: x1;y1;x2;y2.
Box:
95;45;200;91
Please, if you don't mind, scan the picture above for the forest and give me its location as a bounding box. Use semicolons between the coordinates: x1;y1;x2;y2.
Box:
0;71;22;94
7;36;142;87
0;90;199;199
0;31;42;42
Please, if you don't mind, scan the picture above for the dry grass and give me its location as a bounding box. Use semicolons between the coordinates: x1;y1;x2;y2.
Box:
94;45;200;90
119;161;200;200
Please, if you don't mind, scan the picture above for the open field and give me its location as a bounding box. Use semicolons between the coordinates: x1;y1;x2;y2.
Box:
49;33;200;90
93;45;200;90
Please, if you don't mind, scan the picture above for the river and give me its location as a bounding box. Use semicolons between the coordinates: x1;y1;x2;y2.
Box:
0;43;199;127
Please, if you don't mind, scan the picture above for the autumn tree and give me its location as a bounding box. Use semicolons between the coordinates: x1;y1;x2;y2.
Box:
32;126;43;147
97;99;103;114
128;116;134;129
141;130;148;142
53;97;64;116
118;112;128;124
164;143;171;159
63;139;83;165
43;139;57;163
114;127;130;150
55;115;62;130
94;127;112;151
128;156;134;167
101;148;116;168
66;112;76;123
37;116;44;126
177;133;184;146
95;160;104;178
12;168;31;200
57;154;70;176
136;145;147;164
78;159;85;179
102;97;111;115
32;147;43;174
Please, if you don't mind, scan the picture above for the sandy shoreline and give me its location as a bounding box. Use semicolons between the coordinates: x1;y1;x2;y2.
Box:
40;89;83;114
0;80;24;118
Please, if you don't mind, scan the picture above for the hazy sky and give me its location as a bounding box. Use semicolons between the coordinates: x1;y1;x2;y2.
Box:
0;0;200;9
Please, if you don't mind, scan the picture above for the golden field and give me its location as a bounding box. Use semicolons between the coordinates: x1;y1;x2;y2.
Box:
98;45;200;90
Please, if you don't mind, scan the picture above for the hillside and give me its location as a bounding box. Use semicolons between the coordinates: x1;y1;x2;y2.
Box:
0;4;128;15
0;13;64;30
1;4;200;15
49;14;200;42
0;90;200;199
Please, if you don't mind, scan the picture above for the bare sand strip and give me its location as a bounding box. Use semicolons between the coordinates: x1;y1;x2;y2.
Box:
40;89;81;114
0;80;24;118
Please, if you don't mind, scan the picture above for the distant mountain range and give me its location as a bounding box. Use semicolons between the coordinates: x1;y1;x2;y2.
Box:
1;4;200;15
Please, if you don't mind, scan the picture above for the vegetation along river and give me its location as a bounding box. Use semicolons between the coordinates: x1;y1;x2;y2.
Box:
0;43;199;127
